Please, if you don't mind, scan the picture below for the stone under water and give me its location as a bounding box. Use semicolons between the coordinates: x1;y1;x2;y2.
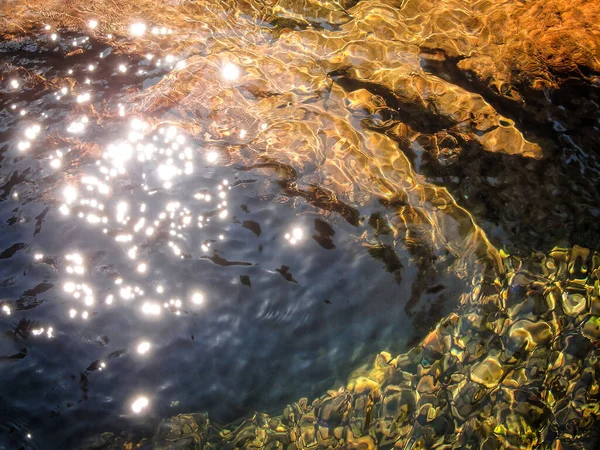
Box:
0;0;599;448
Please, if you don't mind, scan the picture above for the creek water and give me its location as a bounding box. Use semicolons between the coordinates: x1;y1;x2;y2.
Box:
0;3;599;449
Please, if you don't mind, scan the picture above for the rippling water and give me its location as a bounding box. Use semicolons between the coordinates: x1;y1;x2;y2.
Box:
0;1;599;449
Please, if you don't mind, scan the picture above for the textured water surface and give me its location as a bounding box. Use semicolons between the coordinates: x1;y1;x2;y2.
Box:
0;0;599;449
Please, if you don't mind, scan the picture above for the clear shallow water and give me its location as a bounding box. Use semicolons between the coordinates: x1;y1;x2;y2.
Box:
0;4;599;449
0;32;467;449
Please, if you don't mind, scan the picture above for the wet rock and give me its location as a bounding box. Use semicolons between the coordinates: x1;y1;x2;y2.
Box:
581;315;600;341
80;247;600;449
561;292;587;317
470;356;504;389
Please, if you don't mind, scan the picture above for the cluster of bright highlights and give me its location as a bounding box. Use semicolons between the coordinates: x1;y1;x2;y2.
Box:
31;327;55;338
284;227;304;245
151;26;173;35
129;22;146;37
48;122;230;328
9;26;309;419
17;123;41;151
67;116;89;134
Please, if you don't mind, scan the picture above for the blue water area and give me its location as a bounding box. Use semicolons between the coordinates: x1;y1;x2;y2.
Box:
0;32;465;449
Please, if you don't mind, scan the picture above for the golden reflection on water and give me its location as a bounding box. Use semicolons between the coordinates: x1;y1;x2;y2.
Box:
1;0;600;447
5;6;533;434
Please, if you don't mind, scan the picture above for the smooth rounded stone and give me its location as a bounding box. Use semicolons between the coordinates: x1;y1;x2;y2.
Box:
422;328;445;354
282;403;304;425
417;375;440;395
300;424;318;448
457;416;495;449
316;425;335;448
569;245;591;277
315;392;352;426
581;315;600;341
506;319;553;353
561;292;587;317
452;381;489;421
469;356;504;388
345;429;376;450
507;292;554;319
380;386;416;424
501;368;528;389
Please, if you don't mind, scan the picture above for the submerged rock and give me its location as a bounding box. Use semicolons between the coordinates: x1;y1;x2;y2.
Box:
0;1;598;448
79;247;600;449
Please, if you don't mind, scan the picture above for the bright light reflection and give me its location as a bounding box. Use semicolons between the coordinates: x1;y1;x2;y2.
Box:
141;301;161;316
131;396;149;413
129;22;146;37
67;117;88;134
285;226;304;245
191;292;204;305
137;341;151;354
77;92;91;103
205;151;218;163
63;186;78;203
88;19;98;29
222;62;240;81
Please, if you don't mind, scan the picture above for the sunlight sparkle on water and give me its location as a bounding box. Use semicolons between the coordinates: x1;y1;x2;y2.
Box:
205;151;219;163
191;292;204;305
129;22;147;37
32;113;238;350
24;124;41;139
63;185;78;204
222;62;240;81
137;341;151;355
141;301;161;316
285;227;304;245
67;117;88;134
131;396;149;414
77;92;91;103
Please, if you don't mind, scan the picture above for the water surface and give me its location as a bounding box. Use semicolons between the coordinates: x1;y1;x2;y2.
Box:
0;1;599;448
